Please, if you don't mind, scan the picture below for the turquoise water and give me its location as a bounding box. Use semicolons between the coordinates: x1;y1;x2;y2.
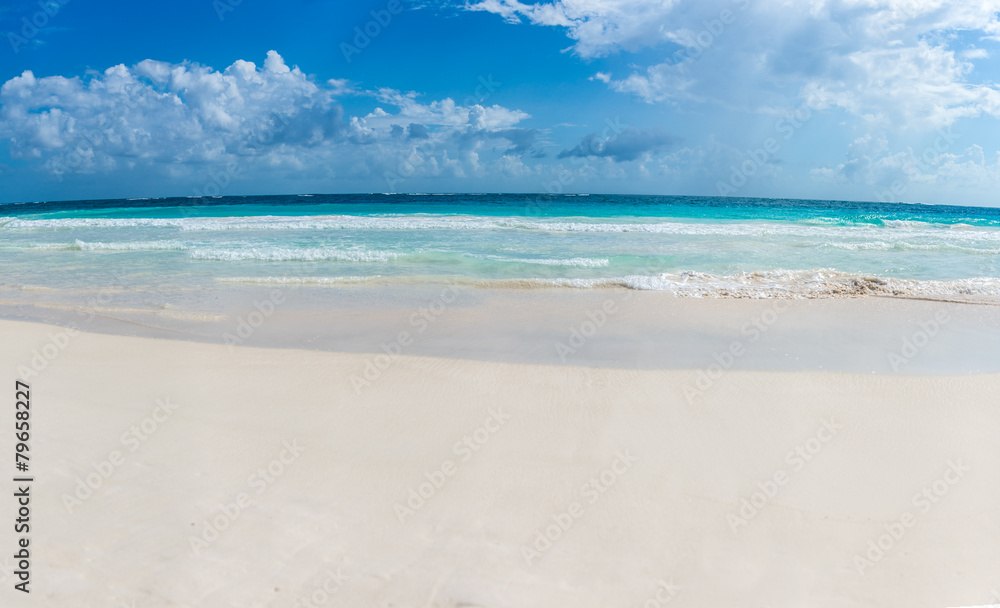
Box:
2;193;1000;299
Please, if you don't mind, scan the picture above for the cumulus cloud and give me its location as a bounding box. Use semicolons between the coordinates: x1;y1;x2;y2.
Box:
558;126;679;161
467;0;684;58
470;0;1000;129
0;50;342;174
811;129;1000;197
0;51;535;187
370;87;529;130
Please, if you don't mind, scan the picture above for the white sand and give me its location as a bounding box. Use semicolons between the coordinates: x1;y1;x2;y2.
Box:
1;318;998;607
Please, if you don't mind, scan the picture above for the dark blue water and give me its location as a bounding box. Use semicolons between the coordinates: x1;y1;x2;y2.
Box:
4;193;1000;227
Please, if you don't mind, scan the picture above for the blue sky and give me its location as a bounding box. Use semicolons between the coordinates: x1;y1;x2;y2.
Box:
2;0;1000;205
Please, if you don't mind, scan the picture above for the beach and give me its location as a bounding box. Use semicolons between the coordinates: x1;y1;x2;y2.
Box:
6;0;1000;602
2;194;999;607
4;291;999;608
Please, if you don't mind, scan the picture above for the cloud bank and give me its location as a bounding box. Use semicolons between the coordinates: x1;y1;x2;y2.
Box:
0;51;549;190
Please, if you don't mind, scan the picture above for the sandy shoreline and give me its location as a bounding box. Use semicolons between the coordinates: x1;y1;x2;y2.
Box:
1;316;998;607
3;287;1000;374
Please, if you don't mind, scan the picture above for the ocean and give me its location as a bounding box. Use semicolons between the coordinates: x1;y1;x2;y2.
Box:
2;193;1000;303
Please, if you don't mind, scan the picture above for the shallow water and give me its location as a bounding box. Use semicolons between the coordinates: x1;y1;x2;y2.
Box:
2;194;999;304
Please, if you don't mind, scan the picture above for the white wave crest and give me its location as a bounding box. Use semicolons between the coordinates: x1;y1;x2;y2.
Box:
189;246;398;262
4;215;1000;245
211;269;1000;299
72;239;188;251
481;255;610;268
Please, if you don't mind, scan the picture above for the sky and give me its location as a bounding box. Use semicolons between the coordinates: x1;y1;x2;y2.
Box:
2;0;1000;206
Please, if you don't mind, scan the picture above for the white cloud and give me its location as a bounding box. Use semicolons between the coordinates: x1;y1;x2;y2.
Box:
467;0;683;57
469;0;1000;130
809;128;1000;203
961;48;990;59
492;153;535;177
815;141;1000;186
807;40;1000;128
370;87;529;129
0;50;341;172
0;51;535;188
